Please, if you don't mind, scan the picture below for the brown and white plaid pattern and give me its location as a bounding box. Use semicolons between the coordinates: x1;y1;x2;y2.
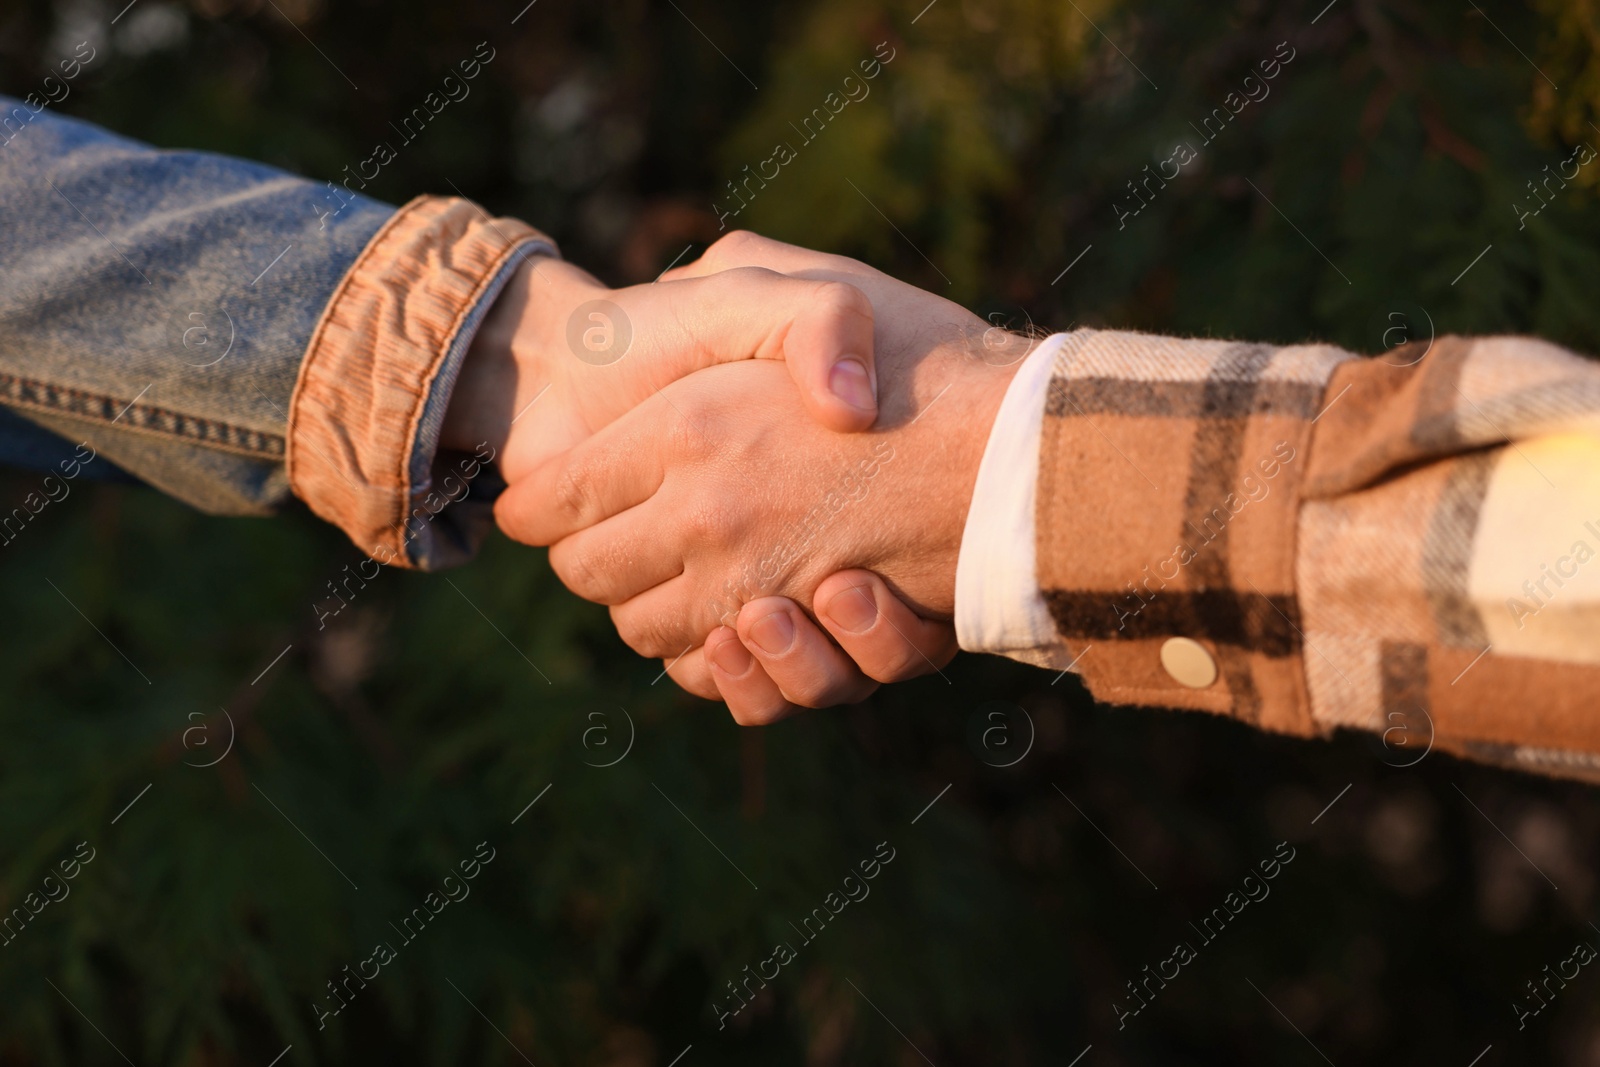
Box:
1035;328;1600;780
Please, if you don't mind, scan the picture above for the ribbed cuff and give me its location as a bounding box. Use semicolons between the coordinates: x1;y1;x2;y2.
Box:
286;195;556;569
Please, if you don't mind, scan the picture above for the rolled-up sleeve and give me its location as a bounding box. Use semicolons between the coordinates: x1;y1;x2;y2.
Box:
287;196;554;570
0;99;555;569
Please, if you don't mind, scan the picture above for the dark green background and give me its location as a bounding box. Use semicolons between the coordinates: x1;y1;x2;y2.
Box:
3;0;1600;1063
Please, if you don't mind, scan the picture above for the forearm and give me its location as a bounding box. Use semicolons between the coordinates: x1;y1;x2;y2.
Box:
0;96;390;510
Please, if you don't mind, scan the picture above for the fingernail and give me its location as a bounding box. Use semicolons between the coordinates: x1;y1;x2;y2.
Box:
825;586;879;633
710;637;755;677
829;357;876;413
749;610;797;655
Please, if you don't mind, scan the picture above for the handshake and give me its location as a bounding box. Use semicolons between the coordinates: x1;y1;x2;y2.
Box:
441;231;1035;723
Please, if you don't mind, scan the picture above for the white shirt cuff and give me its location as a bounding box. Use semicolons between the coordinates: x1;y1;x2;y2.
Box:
953;332;1079;671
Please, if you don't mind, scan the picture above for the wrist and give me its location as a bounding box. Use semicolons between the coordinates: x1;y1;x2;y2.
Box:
878;334;1026;616
441;255;610;465
439;255;543;457
941;347;1027;571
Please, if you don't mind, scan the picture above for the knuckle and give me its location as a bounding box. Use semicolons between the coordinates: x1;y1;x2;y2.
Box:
812;279;872;323
706;230;765;264
668;408;706;456
549;542;602;601
673;408;728;466
550;462;594;527
706;264;779;299
685;499;734;548
667;657;720;700
612;606;678;660
612;620;658;659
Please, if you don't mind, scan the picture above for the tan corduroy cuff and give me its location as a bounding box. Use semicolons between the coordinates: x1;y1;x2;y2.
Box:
287;195;553;569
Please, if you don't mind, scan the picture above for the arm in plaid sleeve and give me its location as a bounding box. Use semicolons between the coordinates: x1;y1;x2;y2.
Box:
965;328;1600;780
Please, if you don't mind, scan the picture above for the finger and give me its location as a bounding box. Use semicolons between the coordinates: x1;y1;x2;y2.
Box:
703;626;795;725
548;512;684;605
648;266;878;432
545;453;750;608
735;598;880;709
492;397;675;546
663;646;721;701
659;231;845;281
610;575;737;660
813;571;959;683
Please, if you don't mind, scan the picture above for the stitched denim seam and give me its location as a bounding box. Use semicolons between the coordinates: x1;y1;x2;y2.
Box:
0;372;285;457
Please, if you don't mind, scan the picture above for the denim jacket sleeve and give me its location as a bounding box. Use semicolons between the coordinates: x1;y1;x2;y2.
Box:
0;97;557;569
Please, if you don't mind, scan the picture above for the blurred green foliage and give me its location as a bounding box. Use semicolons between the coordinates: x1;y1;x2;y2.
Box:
3;0;1600;1064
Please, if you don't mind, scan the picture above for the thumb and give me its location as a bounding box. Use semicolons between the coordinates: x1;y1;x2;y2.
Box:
647;267;878;433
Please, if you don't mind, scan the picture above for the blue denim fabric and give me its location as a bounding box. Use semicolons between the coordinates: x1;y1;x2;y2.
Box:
0;97;395;518
399;249;534;568
0;100;553;567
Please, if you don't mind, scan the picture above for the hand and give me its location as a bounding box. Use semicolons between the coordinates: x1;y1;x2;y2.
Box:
496;233;1035;719
699;570;961;724
652;233;1014;721
439;253;881;485
499;356;998;640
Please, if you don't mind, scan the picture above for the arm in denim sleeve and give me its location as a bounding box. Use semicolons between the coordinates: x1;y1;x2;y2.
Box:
0;98;556;569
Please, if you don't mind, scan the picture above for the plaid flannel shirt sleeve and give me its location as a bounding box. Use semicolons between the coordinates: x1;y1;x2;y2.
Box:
1028;328;1600;781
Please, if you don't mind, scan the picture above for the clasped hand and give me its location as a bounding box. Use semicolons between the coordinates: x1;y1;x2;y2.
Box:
479;232;1030;722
